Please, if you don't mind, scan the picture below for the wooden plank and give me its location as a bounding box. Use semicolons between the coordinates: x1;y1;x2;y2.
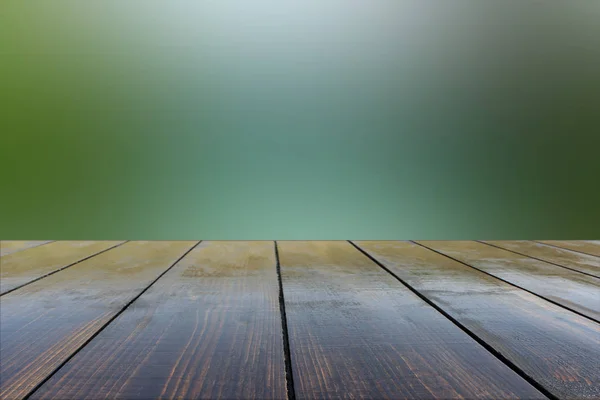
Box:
278;241;545;400
0;241;125;294
484;241;600;277
30;241;287;400
0;241;197;400
417;241;600;322
0;241;53;257
355;241;600;400
537;240;600;257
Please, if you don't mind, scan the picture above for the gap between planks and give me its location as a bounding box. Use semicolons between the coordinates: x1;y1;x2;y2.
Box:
0;241;129;297
22;241;202;400
479;241;600;279
274;241;297;400
415;241;599;324
532;241;600;259
349;240;559;400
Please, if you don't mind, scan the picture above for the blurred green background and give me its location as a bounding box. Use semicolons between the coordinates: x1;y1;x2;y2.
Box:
1;1;599;239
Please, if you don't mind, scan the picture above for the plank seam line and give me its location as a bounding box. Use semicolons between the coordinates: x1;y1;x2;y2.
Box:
274;241;297;400
478;241;600;279
0;241;129;297
418;241;600;325
0;240;56;257
348;241;559;400
531;240;600;259
23;240;202;400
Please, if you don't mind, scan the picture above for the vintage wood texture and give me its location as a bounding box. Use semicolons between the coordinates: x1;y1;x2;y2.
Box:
484;240;600;277
355;241;600;400
536;240;600;257
29;241;287;400
417;241;600;321
0;241;124;294
277;241;545;400
0;241;53;256
0;241;197;400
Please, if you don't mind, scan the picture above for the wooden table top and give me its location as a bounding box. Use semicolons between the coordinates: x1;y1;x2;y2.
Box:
1;240;598;400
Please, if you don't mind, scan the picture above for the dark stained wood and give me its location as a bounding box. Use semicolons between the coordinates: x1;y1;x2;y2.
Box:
0;241;197;400
278;241;545;400
355;241;600;400
30;241;287;400
485;240;600;277
417;241;600;321
0;241;53;257
537;240;600;257
0;241;124;294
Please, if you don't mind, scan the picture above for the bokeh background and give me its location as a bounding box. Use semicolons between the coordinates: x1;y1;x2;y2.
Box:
1;0;599;239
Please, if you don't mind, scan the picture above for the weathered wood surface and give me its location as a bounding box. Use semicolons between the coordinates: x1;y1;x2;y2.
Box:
417;241;600;321
30;241;287;400
537;240;600;257
0;241;53;256
355;241;600;400
0;241;197;400
277;241;544;400
0;241;124;295
485;240;600;277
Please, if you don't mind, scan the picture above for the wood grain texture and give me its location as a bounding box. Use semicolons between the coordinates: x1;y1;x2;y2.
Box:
0;241;124;294
355;241;600;400
417;241;600;321
0;241;197;400
537;240;600;257
485;240;600;277
0;241;53;256
30;241;287;400
278;241;545;400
